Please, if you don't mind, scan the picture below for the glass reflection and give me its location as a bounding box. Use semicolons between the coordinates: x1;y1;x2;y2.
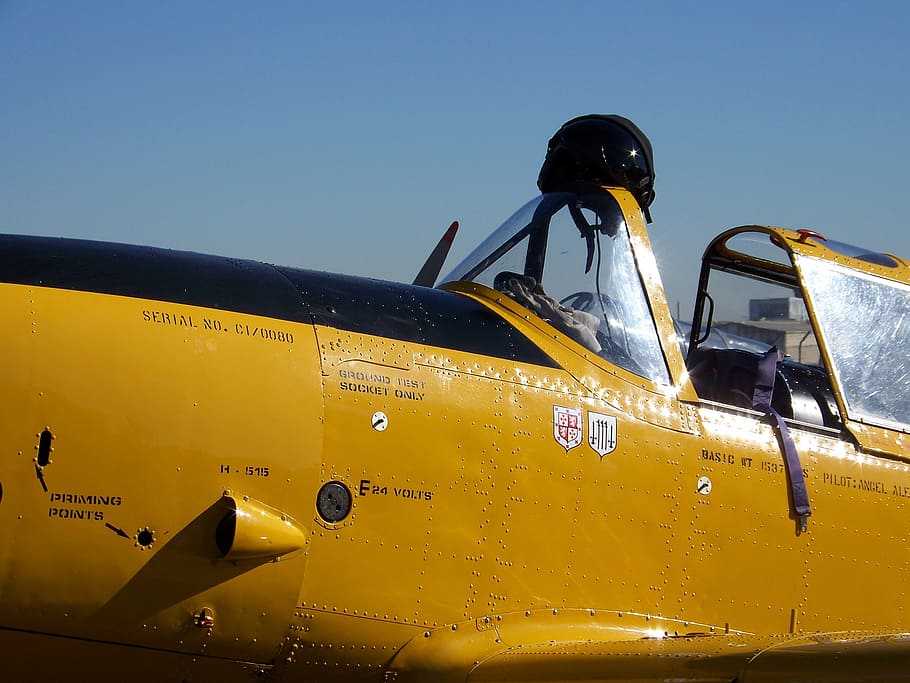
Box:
799;257;909;429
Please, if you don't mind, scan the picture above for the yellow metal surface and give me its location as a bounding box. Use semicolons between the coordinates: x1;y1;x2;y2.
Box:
218;494;309;561
0;285;323;667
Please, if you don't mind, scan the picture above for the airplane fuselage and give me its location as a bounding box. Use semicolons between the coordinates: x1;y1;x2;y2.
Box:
1;191;908;682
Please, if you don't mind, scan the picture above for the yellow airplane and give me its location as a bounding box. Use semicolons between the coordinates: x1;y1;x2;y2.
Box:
1;114;909;682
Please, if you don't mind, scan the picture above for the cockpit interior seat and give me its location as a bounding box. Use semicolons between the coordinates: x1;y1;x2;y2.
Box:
687;347;842;429
687;347;794;415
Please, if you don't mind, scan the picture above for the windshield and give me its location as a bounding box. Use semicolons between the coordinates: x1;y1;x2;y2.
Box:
442;192;670;384
798;256;910;430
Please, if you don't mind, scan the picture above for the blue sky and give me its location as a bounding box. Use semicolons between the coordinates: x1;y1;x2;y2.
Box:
2;1;909;315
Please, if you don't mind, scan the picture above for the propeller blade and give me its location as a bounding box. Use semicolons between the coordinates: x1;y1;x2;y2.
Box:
413;221;458;287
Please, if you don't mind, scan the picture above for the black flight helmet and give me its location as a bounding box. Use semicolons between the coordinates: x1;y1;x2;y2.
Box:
537;114;655;222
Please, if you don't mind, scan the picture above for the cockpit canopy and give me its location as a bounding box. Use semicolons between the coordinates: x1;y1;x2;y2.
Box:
690;227;910;432
442;190;670;384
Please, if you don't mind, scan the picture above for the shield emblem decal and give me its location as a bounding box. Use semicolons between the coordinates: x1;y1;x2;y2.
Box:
553;405;583;451
588;411;617;457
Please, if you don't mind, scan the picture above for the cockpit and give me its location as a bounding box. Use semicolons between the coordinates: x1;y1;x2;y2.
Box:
441;190;670;385
688;226;910;433
440;112;908;440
